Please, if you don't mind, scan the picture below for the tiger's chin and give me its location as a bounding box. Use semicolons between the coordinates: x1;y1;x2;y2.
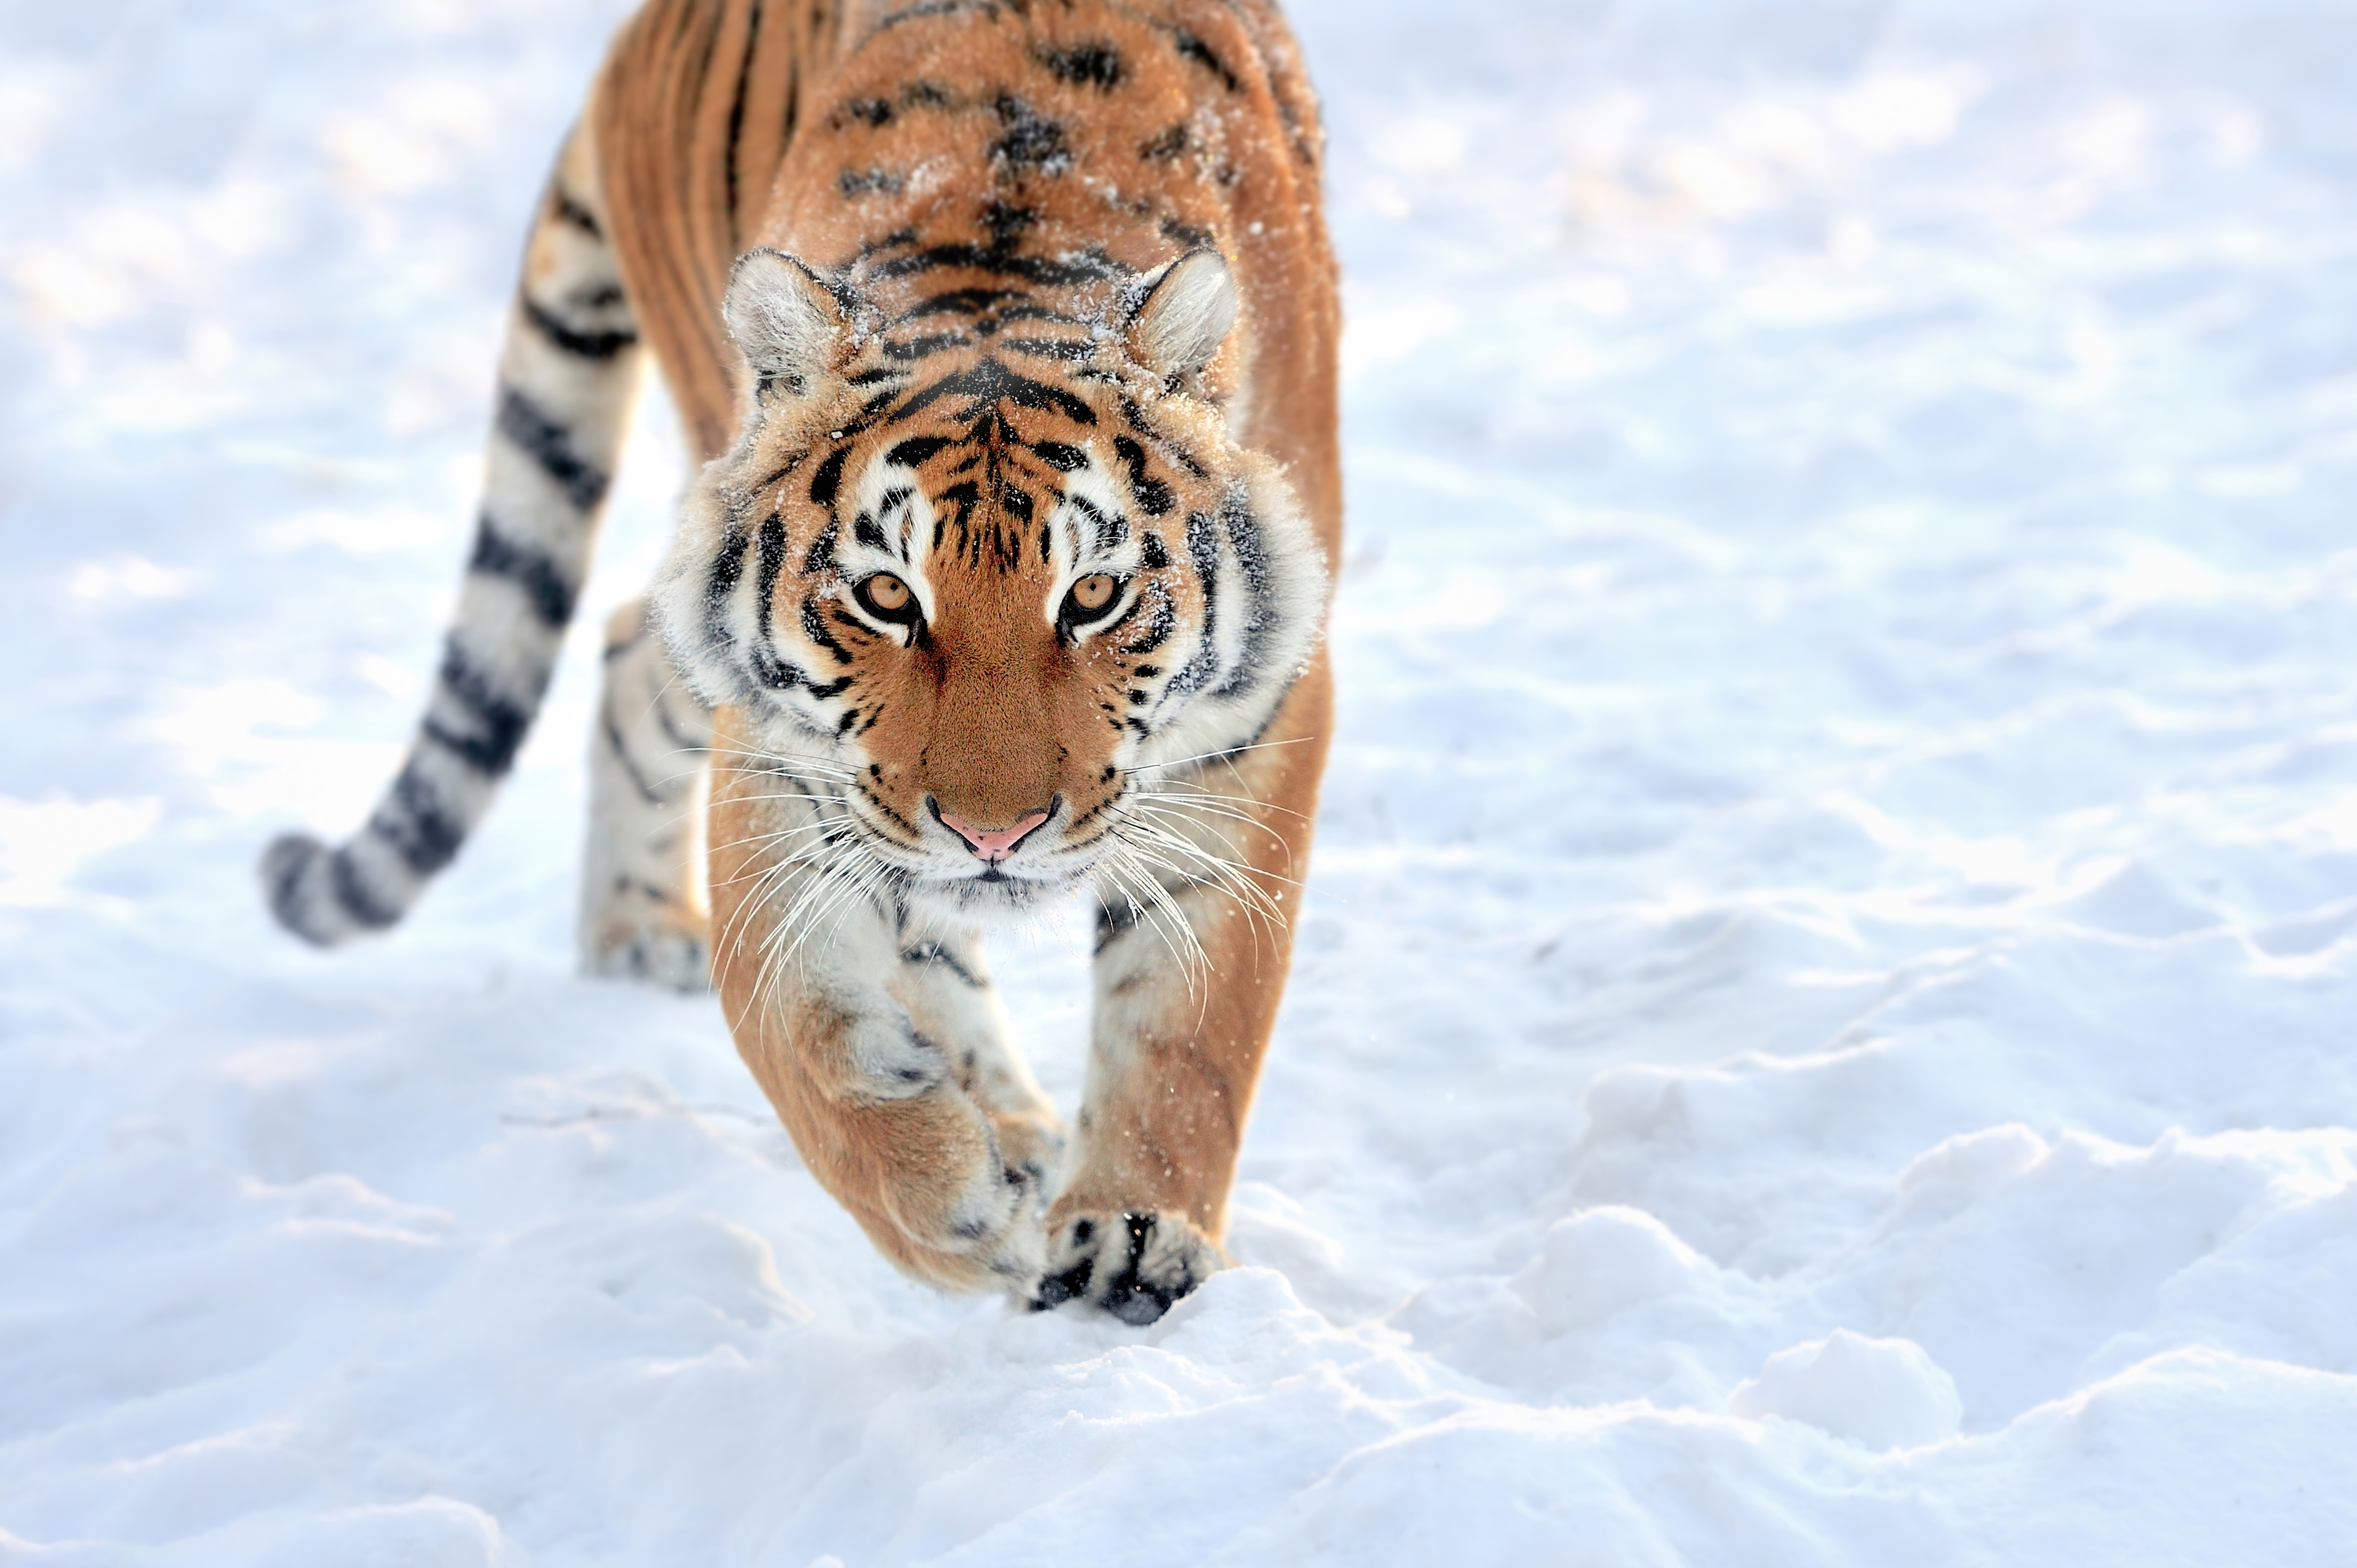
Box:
905;864;1089;925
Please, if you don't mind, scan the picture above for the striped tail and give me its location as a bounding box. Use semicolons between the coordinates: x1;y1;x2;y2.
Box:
262;125;644;946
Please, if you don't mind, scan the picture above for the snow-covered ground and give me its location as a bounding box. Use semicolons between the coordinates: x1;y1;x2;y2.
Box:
6;0;2357;1560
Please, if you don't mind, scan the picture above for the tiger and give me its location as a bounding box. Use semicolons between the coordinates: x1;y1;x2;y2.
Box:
261;0;1339;1323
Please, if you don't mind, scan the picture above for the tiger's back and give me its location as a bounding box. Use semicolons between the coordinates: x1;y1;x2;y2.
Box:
595;0;1337;526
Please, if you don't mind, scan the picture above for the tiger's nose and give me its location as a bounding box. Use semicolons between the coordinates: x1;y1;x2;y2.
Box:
935;803;1053;862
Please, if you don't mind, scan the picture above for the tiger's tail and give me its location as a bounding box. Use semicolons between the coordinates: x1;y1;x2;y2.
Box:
261;125;643;946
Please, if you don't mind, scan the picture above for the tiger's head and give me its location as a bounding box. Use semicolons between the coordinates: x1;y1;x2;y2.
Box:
652;248;1328;922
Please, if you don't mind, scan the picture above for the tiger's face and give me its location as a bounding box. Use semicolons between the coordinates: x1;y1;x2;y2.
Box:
654;249;1327;921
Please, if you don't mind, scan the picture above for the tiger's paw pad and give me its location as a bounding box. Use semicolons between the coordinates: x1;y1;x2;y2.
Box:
1028;1210;1224;1325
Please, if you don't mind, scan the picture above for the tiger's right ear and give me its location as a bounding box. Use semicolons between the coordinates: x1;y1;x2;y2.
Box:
1123;249;1238;382
724;249;854;397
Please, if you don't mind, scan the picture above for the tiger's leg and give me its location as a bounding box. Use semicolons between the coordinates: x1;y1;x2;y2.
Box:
887;925;1065;1203
262;123;641;944
705;710;1049;1291
579;597;714;989
1036;660;1335;1324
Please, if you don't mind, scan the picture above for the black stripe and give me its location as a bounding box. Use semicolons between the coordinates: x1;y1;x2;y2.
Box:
550;187;603;238
1037;41;1122;88
998;303;1089;326
987;199;1041;246
367;760;467;875
467;515;576;628
1173;27;1241;90
1167;511;1222;698
496;386;610;512
329;846;402;929
852;225;921;262
1094;896;1146;955
901;288;1021;321
801;596;853;666
723;0;756;227
752;513;802;691
1118;586;1176;656
804;517;839;575
421;639;537;776
650;684;708;755
893;358;1096;426
1140;122;1190;163
1095;584;1149;644
520;294;637;360
935;479;981;561
884;332;968;361
1000;336;1095;362
704;524;749;654
901;941;987;987
849;779;925;842
263;836;313;928
810;444;853;507
1122;398;1206;477
870;242;1122;287
601;706;666;805
1113;436;1175;516
1067;493;1123;550
875;2;967;35
887;435;955;467
1159;215;1216;250
989;94;1070;174
1210;486;1271;699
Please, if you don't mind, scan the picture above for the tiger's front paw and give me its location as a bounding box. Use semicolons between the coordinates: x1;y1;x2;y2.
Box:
583;907;711;993
1028;1209;1226;1325
853;1089;1051;1291
989;1110;1065;1216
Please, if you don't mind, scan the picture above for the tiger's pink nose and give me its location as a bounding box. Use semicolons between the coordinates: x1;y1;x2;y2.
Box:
938;807;1052;862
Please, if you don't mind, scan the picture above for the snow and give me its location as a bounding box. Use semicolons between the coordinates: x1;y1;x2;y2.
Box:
5;0;2357;1561
1727;1328;1963;1450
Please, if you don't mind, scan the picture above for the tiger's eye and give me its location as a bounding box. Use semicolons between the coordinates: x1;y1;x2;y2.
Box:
860;574;911;614
1071;574;1115;612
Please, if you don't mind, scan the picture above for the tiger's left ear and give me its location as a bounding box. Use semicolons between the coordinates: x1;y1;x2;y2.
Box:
725;249;855;397
1124;249;1238;381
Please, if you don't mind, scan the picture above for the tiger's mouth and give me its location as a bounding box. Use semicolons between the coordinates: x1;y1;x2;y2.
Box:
917;803;1100;917
907;855;1088;920
813;789;1101;922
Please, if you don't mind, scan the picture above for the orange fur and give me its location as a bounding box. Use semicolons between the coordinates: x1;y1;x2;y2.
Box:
590;0;1339;1312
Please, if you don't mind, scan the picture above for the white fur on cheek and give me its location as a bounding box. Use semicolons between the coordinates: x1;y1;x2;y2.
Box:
1135;454;1329;770
649;439;868;737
